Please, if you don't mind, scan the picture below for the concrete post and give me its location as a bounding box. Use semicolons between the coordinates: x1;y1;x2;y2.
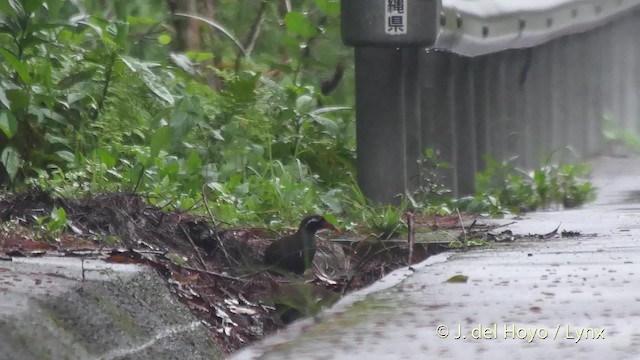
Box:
483;54;503;164
354;47;422;204
565;34;588;161
550;38;569;161
494;52;510;162
452;56;477;196
425;50;457;196
472;55;489;172
611;21;626;130
584;30;604;156
535;43;554;164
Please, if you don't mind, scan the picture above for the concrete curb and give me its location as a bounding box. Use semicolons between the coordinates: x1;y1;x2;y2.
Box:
0;258;223;360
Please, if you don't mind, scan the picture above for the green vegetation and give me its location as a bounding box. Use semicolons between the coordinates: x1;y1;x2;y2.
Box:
603;115;640;153
0;0;353;230
344;179;410;239
0;0;597;238
458;155;596;215
34;206;69;239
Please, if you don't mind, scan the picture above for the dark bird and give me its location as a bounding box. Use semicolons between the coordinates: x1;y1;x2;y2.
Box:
264;215;339;274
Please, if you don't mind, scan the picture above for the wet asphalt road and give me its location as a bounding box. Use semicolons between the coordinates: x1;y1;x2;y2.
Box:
230;155;640;360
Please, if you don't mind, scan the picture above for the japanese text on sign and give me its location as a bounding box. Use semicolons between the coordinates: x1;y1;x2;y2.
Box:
385;0;407;35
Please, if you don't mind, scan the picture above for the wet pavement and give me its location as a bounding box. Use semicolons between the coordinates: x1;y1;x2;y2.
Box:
230;155;640;360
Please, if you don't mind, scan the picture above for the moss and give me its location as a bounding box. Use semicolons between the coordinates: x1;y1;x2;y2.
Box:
39;306;71;332
305;297;395;335
0;320;53;360
0;309;89;360
87;294;145;338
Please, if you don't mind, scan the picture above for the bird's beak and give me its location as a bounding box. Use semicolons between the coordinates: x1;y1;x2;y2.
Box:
323;221;341;234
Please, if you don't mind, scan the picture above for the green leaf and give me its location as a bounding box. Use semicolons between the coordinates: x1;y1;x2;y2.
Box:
77;19;103;37
119;56;175;105
185;51;214;62
224;73;259;105
0;88;9;109
141;72;174;105
25;20;78;33
0;0;13;15
207;181;227;195
117;55;143;72
7;0;24;16
445;275;469;283
168;112;188;138
0;111;17;138
20;0;42;13
114;20;129;49
48;206;68;233
234;182;249;196
127;16;157;25
57;69;97;88
44;133;70;146
45;0;64;19
5;89;29;112
150;126;173;158
96;148;116;167
157;33;171;45
0;48;32;84
186;151;202;172
284;11;317;39
50;206;66;223
311;106;351;115
315;0;340;17
210;129;224;141
295;95;315;114
55;150;75;163
170;53;195;75
322;213;340;227
1;146;20;182
37;108;65;124
310;114;339;134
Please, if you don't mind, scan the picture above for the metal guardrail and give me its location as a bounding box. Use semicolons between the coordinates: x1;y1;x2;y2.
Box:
439;0;640;56
342;0;640;204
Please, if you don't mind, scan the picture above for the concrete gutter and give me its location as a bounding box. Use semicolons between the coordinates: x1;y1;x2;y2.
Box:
0;257;223;360
229;155;640;359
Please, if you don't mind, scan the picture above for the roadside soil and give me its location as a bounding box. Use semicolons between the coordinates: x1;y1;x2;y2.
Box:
0;189;523;354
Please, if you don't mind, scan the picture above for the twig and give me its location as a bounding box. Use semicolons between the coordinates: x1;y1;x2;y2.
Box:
456;209;467;245
132;164;145;194
180;223;210;271
183;266;245;282
238;268;270;278
201;184;235;266
93;52;116;120
467;219;477;232
486;221;516;231
234;0;267;73
405;211;415;267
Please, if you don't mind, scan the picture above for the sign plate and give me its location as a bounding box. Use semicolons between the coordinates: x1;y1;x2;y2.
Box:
385;0;408;35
